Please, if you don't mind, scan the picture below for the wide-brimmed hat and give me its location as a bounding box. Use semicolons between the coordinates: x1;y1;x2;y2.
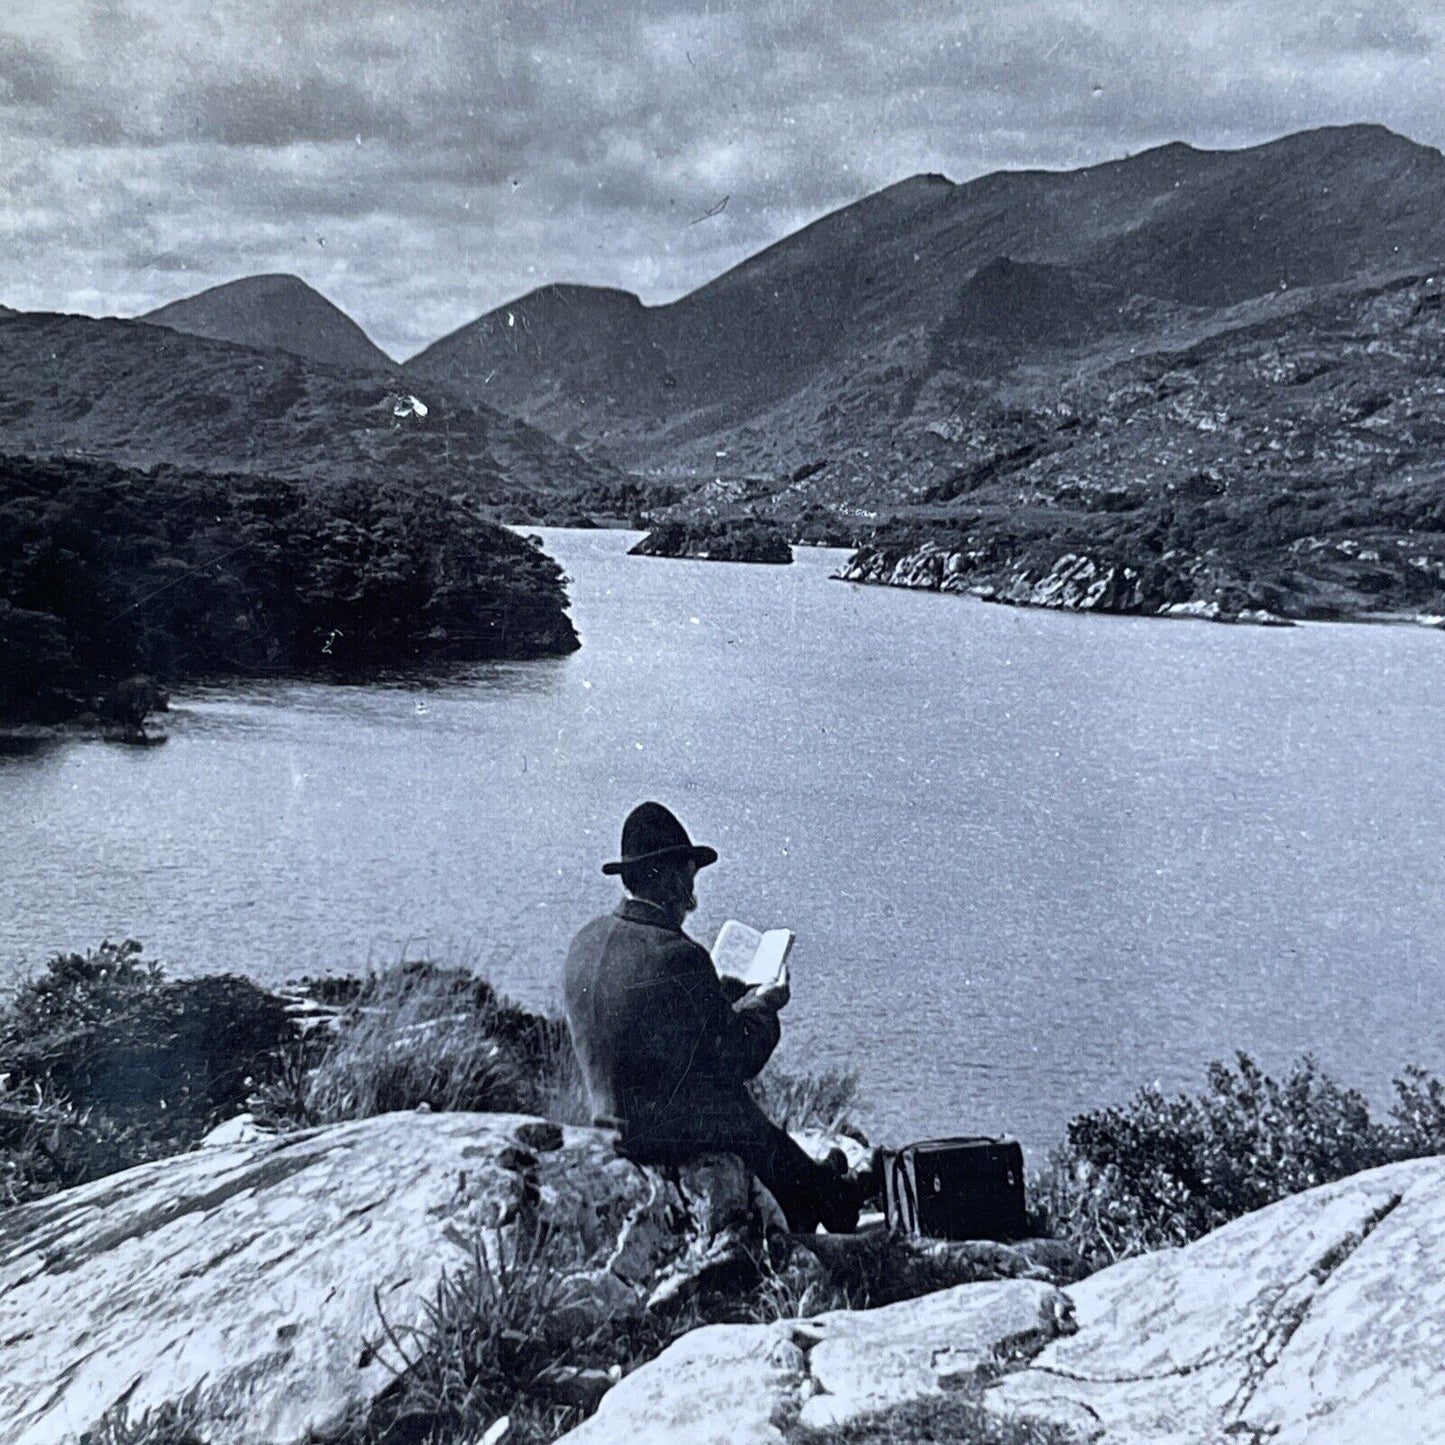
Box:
601;801;719;876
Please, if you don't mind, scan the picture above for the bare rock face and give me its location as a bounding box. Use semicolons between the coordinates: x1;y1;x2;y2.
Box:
0;1112;758;1445
557;1280;1074;1445
556;1156;1445;1445
986;1155;1445;1443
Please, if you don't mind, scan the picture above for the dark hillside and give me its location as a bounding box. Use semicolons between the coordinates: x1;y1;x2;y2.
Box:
0;309;620;515
408;126;1445;479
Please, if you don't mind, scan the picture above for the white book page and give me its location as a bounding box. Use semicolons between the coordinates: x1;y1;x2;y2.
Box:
711;919;794;988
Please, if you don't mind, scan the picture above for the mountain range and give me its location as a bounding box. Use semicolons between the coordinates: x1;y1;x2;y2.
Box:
0;309;619;512
405;124;1445;488
1;123;1443;594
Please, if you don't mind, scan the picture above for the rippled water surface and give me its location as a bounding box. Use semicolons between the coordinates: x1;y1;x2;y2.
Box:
4;529;1443;1156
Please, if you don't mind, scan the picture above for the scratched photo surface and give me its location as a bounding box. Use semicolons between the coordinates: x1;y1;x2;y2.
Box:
2;2;1444;1441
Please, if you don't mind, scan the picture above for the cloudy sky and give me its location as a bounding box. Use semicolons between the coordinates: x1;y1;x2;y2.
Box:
2;0;1441;358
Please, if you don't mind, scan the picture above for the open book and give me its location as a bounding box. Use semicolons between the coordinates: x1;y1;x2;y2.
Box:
710;919;795;990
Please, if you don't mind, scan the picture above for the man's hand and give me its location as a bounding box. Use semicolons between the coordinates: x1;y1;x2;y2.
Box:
754;964;790;1013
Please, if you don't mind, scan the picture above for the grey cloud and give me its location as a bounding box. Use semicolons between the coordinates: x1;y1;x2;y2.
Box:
173;73;414;148
1;0;1442;357
0;33;63;106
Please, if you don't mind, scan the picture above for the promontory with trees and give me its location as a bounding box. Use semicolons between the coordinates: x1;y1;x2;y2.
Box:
0;453;579;729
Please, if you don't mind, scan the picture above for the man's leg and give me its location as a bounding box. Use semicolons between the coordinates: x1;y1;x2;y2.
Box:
700;1090;868;1233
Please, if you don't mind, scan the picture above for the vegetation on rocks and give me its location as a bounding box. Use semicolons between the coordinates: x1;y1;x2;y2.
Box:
4;937;1445;1444
0;941;292;1205
751;1063;863;1137
359;1219;708;1445
0;453;580;726
788;1392;1076;1445
1036;1051;1445;1271
629;516;794;563
253;962;582;1130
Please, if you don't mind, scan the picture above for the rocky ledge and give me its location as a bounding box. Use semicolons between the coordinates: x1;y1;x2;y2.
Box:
838;542;1295;625
564;1154;1445;1444
0;1112;750;1445
0;1111;1066;1445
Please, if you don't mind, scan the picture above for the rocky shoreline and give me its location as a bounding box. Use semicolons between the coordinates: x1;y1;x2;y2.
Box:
6;946;1445;1444
836;536;1445;628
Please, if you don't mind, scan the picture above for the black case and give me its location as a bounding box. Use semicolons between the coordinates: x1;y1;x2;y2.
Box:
882;1136;1028;1241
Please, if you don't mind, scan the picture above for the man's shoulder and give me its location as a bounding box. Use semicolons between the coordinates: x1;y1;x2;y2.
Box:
567;908;711;966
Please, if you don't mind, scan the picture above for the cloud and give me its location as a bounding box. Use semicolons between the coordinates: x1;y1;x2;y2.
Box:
0;0;1440;356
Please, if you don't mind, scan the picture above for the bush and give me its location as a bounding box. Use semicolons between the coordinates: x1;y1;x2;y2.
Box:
1037;1052;1445;1270
0;941;294;1204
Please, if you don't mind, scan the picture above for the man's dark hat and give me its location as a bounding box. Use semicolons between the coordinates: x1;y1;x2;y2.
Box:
602;801;718;876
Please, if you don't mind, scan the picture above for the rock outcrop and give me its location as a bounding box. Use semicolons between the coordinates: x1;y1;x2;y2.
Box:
558;1279;1074;1445
988;1155;1445;1443
0;1112;759;1445
836;541;1297;625
557;1155;1445;1444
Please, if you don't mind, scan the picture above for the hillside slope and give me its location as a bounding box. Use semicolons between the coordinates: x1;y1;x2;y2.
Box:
0;310;620;514
408;125;1445;478
142;274;395;373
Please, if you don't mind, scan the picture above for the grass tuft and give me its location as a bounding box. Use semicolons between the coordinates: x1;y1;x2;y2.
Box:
78;1392;206;1445
751;1063;862;1137
788;1393;1077;1445
364;1218;710;1445
254;962;580;1130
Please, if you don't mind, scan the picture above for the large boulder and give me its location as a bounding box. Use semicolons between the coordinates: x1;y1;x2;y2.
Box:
0;1111;760;1445
986;1154;1445;1443
557;1154;1445;1445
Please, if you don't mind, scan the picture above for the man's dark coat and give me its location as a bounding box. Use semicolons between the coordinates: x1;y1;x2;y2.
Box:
564;897;780;1150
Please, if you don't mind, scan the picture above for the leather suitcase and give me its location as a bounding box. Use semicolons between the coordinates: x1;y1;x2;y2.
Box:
882;1136;1028;1241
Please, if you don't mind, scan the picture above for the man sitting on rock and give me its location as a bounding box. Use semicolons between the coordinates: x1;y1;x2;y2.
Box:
564;801;875;1233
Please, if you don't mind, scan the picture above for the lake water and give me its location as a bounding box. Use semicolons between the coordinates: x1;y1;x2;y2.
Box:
3;528;1443;1159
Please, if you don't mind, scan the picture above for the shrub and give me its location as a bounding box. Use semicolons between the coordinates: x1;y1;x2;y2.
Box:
1037;1053;1445;1270
0;941;293;1203
1386;1064;1445;1158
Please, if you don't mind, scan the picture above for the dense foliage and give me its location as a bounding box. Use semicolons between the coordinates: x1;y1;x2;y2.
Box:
0;454;579;724
1038;1052;1445;1270
629;516;794;563
0;941;292;1204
